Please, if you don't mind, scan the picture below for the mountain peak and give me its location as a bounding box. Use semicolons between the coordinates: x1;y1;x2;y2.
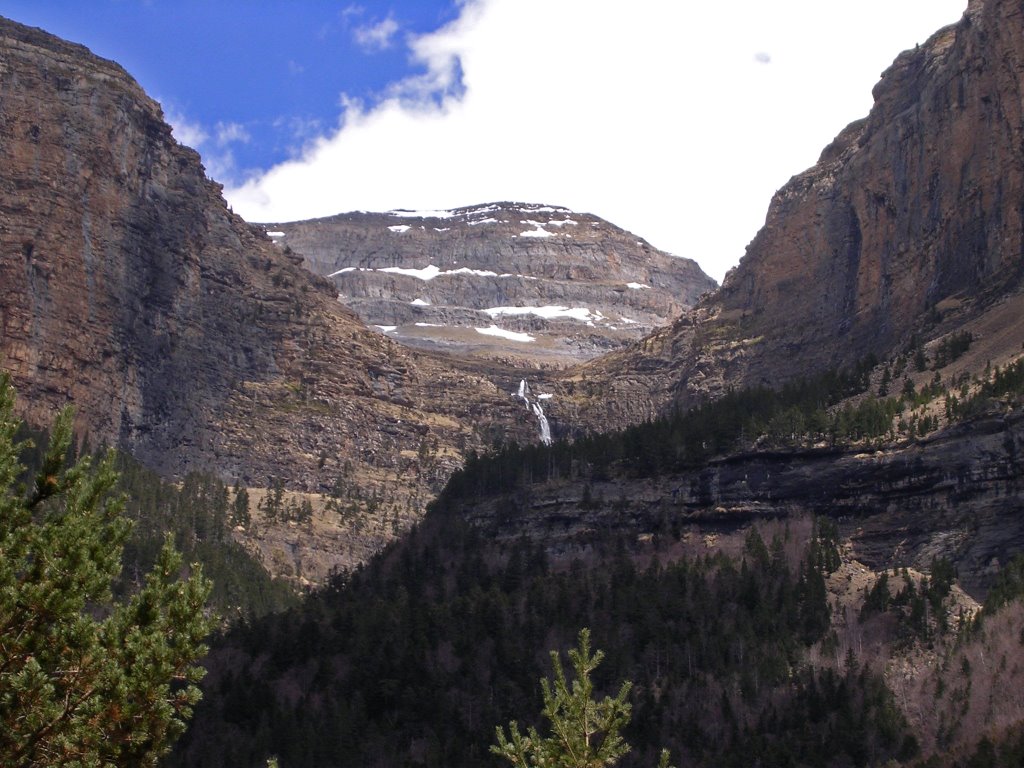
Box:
265;204;715;365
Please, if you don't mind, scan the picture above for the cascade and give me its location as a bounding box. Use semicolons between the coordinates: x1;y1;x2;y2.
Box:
515;379;553;446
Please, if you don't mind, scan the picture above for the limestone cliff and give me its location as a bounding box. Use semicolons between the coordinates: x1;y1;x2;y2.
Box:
718;0;1023;372
266;204;715;365
457;406;1024;597
0;16;541;581
566;0;1024;429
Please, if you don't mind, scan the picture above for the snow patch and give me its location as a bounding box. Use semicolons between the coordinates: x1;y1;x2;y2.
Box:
337;264;511;282
476;325;535;343
374;325;397;333
389;209;455;219
626;282;650;290
410;298;430;306
382;264;442;280
484;305;603;324
460;204;502;217
516;205;570;214
265;230;286;237
447;267;499;277
468;217;499;226
388;224;411;233
519;220;554;238
414;322;444;327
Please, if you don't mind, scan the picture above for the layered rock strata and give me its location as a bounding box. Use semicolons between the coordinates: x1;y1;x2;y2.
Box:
565;0;1024;431
265;204;715;365
457;407;1024;597
0;16;543;577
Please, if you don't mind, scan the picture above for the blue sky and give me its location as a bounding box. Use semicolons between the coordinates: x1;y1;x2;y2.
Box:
2;1;967;281
3;1;461;174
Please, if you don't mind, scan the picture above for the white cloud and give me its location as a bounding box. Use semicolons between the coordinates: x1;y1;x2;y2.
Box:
164;107;249;180
225;0;967;282
216;121;250;146
353;15;400;52
166;109;208;149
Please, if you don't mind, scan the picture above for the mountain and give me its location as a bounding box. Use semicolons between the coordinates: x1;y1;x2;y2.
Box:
171;2;1024;763
9;1;1024;765
4;0;1024;593
0;16;551;583
516;0;1024;599
562;0;1024;430
265;204;715;365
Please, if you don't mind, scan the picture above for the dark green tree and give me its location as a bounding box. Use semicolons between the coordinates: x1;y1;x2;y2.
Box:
0;374;214;767
231;481;251;529
492;628;672;768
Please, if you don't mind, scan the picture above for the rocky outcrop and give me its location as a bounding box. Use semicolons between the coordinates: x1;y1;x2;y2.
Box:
717;0;1023;371
456;407;1024;597
0;16;545;578
264;204;715;365
566;0;1024;430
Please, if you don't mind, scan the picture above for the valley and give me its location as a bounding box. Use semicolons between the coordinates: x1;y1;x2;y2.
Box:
3;0;1024;765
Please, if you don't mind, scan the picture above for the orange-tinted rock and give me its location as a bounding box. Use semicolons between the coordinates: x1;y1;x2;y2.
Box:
568;0;1024;429
0;16;540;576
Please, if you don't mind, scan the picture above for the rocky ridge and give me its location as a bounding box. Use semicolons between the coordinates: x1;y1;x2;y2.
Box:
457;406;1024;598
559;0;1024;432
264;204;715;365
0;15;549;582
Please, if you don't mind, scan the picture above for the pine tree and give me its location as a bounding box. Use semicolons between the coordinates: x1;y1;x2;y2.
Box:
492;628;673;768
0;374;214;767
231;481;251;529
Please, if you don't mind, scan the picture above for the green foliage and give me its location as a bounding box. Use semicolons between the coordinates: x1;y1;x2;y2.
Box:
980;553;1024;616
12;418;295;621
446;360;887;502
948;357;1024;421
492;629;668;768
860;559;958;642
231;480;251;529
914;343;929;373
174;516;909;768
932;331;972;371
112;457;297;621
0;374;215;767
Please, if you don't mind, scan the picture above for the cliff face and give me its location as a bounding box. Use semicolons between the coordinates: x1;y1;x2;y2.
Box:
0;17;543;580
718;0;1024;371
458;408;1024;597
0;19;285;465
566;0;1024;430
265;204;715;365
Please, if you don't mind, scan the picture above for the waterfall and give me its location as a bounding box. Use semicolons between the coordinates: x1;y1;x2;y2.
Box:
515;378;553;446
532;402;552;445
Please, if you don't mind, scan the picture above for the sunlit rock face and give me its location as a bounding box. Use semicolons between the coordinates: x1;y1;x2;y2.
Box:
0;15;549;580
713;0;1024;376
566;0;1024;432
264;202;716;365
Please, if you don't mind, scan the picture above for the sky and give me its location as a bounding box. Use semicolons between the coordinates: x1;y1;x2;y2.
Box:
4;1;967;282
